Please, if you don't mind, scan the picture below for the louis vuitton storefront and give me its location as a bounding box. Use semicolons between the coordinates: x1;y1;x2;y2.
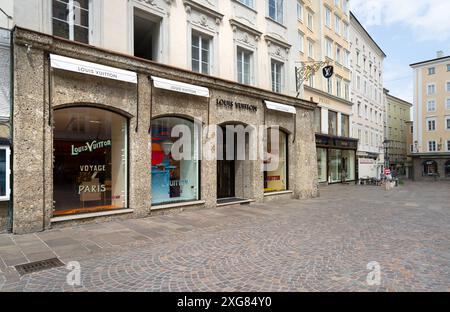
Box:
10;28;319;234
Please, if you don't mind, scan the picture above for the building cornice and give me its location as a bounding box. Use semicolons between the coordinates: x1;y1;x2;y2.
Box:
304;85;353;107
229;19;262;38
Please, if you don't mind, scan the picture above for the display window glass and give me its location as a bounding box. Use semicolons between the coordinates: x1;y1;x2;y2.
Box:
317;148;327;183
53;107;128;216
423;160;438;176
342;149;355;181
0;146;10;200
264;129;288;193
151;117;200;205
328;149;342;183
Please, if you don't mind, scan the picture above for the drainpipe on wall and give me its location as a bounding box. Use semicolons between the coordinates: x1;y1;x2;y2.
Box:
6;27;14;233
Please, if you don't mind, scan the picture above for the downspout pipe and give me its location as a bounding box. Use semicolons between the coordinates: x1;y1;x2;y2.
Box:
6;27;14;233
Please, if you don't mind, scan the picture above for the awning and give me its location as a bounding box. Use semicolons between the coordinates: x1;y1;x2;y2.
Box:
50;54;138;84
151;76;210;98
264;100;296;114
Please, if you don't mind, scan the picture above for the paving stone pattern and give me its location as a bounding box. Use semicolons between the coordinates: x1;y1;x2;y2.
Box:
0;181;449;292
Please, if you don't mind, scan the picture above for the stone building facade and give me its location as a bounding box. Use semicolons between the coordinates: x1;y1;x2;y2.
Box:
10;28;318;234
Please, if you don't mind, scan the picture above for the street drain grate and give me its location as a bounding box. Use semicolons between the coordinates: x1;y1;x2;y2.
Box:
15;258;65;276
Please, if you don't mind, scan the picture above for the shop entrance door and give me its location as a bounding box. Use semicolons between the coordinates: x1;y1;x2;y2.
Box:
217;126;236;199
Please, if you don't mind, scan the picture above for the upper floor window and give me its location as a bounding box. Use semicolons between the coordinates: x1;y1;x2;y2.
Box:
428;141;437;152
427;100;436;112
297;1;303;21
308;40;314;58
325;38;333;59
298;32;304;53
446;116;450;130
328;110;338;136
427;118;436;131
237;47;252;85
325;7;331;27
334;0;340;8
335;15;341;34
343;0;349;13
341;114;349;137
447;64;450;71
238;0;253;8
446;98;450;110
191;33;211;75
336;77;342;97
52;0;90;44
307;12;314;30
427;84;436;95
343;23;349;40
428;67;435;75
271;60;283;93
446;81;450;92
269;0;284;24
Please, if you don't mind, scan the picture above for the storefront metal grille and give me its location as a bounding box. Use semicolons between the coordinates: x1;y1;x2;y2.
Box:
15;258;65;276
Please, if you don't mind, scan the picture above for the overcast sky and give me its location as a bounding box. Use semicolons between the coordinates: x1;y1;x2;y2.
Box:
351;0;450;103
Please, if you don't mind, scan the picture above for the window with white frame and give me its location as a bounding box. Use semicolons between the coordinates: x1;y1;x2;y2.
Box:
238;0;253;8
297;1;303;21
446;81;450;92
447;140;450;151
52;0;90;44
344;49;350;67
308;39;314;58
335;14;341;34
237;47;252;85
325;38;333;59
326;77;333;94
307;12;313;30
428;141;437;152
336;45;341;64
334;0;340;7
0;146;10;201
344;82;349;100
343;22;349;39
298;32;304;53
427;100;436;112
191;32;211;74
325;7;331;28
446;98;450;110
427;84;436;95
308;74;314;87
271;60;283;93
447;64;450;71
446;116;450;130
343;0;349;13
269;0;284;24
428;67;435;75
427;118;436;131
336;77;342;97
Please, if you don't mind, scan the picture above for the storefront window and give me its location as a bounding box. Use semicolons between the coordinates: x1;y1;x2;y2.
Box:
423;160;438;176
53;107;128;216
264;129;288;193
328;149;341;183
328;111;338;136
317;148;327;183
151;117;200;205
342;150;355;181
445;161;450;177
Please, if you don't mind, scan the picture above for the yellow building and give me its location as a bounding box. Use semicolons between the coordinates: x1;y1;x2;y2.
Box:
410;52;450;180
384;89;412;176
297;0;356;184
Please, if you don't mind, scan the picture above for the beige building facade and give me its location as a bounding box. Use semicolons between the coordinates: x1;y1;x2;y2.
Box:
297;0;357;184
410;53;450;180
384;89;412;175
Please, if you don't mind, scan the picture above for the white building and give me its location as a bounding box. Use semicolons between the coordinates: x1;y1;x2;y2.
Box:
349;12;386;179
4;0;302;97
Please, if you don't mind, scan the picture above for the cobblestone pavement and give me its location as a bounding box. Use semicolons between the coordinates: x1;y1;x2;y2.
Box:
1;181;450;292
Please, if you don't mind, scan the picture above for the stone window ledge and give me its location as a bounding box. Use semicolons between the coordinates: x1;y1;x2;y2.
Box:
264;190;293;197
151;200;206;211
51;208;134;223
